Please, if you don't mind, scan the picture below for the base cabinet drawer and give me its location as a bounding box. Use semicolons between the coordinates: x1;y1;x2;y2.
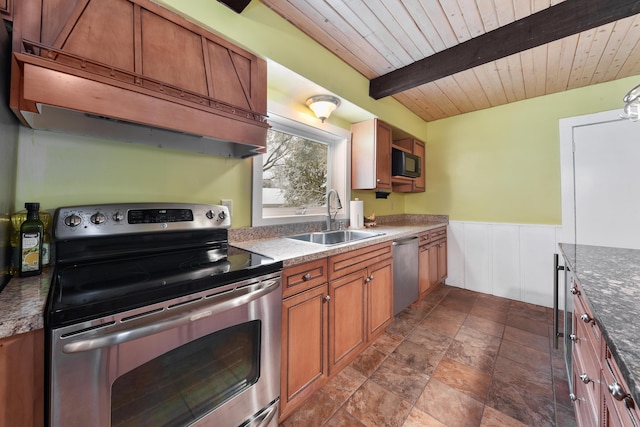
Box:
602;347;640;427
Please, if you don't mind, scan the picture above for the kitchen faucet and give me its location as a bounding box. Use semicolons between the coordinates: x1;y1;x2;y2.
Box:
326;189;342;231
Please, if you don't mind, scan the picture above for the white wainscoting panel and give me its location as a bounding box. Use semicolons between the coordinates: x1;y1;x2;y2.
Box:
491;225;521;301
462;223;492;295
520;226;559;307
446;221;562;308
446;222;465;287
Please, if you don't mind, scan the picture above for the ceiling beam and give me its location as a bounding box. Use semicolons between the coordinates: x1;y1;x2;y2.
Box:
216;0;251;14
369;0;640;99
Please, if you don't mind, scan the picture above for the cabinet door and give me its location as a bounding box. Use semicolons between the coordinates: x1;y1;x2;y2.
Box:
329;270;367;374
418;244;431;295
0;329;44;427
367;258;393;341
437;239;448;283
0;0;11;21
413;139;425;192
280;284;329;420
602;345;640;427
351;119;392;190
428;242;439;288
375;120;392;189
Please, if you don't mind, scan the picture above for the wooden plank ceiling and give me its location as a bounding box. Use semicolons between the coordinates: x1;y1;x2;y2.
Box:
259;0;640;121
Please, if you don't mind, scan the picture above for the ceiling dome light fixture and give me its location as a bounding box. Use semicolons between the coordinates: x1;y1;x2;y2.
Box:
621;83;640;121
306;95;341;123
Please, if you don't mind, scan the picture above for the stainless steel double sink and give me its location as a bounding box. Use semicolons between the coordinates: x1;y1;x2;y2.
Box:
287;229;384;246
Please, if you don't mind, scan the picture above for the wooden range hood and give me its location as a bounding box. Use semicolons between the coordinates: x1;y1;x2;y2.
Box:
10;0;269;158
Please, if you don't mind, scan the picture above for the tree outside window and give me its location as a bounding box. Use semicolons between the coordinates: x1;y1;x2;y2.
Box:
262;128;328;209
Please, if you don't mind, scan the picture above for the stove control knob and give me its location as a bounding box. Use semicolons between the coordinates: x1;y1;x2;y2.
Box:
206;210;215;220
64;214;82;227
90;212;107;225
112;211;124;222
218;211;227;221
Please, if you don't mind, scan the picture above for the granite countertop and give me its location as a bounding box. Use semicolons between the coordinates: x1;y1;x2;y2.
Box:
231;222;448;267
0;268;53;339
559;243;640;405
0;219;448;340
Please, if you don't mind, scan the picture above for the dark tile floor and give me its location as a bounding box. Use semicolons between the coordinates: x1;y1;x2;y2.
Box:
280;285;577;427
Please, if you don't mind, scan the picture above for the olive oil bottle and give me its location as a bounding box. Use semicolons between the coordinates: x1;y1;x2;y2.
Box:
19;202;44;277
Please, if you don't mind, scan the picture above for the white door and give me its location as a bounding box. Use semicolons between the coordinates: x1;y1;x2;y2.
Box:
560;109;640;249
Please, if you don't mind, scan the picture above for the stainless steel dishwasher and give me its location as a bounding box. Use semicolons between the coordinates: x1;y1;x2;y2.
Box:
393;235;419;315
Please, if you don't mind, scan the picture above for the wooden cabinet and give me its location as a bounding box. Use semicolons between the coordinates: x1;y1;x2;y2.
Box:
280;259;329;421
418;238;432;296
328;241;394;372
0;0;12;21
602;346;640;427
351;120;427;193
280;243;394;421
328;270;367;374
351;119;392;191
417;227;448;301
366;257;393;340
10;0;269;156
0;329;44;427
392;137;425;193
571;284;601;427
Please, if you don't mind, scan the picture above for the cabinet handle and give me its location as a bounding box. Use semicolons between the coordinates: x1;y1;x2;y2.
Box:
570;286;580;295
376;178;381;183
608;381;629;401
365;277;371;283
324;295;331;302
302;273;312;281
570;393;578;402
369;274;374;281
570;334;578;342
581;313;594;324
609;382;629;401
580;373;593;384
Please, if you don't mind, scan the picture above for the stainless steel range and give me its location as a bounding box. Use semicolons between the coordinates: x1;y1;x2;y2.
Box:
45;203;282;427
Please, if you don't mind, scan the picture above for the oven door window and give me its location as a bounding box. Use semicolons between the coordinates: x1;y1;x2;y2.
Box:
111;321;261;427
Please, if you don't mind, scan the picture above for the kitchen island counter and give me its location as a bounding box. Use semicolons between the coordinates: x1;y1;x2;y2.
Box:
559;243;640;405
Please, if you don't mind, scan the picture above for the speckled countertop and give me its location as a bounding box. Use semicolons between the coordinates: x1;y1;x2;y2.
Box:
559;243;640;405
0;268;53;339
0;215;448;340
231;221;448;267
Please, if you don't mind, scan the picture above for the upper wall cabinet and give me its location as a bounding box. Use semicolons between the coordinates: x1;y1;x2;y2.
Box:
9;0;269;157
392;137;425;193
351;119;393;191
351;119;425;193
0;0;12;21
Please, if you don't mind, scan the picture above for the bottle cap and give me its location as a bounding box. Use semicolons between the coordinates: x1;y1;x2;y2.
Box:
25;202;40;211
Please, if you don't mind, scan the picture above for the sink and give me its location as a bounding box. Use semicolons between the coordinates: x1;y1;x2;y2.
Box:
287;230;385;245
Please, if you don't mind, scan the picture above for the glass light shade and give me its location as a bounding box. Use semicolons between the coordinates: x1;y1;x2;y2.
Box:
306;95;341;122
621;83;640;121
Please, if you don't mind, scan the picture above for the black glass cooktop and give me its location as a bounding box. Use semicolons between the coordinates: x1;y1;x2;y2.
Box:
46;245;281;328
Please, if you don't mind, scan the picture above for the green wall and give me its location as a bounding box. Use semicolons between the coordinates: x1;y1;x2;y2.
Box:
406;76;640;224
15;131;254;225
12;0;640;228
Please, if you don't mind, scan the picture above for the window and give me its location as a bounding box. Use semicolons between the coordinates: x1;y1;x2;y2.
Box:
252;113;350;226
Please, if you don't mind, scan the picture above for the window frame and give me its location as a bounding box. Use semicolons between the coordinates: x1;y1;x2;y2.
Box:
252;112;351;226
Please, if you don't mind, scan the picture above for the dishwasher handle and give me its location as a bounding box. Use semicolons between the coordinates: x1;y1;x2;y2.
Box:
392;236;419;246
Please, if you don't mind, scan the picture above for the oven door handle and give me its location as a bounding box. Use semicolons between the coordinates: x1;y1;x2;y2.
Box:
62;279;280;354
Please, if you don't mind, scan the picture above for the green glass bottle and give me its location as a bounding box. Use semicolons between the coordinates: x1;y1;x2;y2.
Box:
19;202;44;277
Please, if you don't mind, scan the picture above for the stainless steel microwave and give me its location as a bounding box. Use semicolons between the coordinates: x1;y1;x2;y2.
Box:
392;148;421;178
